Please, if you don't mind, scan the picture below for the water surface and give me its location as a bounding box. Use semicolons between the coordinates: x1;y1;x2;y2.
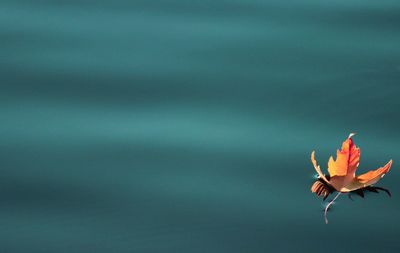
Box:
1;1;400;252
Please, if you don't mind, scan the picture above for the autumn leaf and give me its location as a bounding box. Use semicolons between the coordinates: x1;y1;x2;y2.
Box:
311;133;392;193
310;133;393;223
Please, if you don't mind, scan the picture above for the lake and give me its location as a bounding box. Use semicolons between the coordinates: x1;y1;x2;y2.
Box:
1;0;399;252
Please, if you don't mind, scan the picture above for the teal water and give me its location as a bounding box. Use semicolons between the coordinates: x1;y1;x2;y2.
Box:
1;1;400;252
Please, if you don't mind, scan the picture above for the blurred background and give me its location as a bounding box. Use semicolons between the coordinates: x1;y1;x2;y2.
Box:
1;0;400;252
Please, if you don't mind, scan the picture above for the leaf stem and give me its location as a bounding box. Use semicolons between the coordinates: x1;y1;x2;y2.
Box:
324;191;342;224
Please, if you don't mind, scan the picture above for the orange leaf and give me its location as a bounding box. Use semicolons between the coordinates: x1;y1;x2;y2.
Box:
311;133;392;193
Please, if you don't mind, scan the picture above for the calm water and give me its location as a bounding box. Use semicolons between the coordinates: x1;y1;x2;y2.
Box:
1;1;400;252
